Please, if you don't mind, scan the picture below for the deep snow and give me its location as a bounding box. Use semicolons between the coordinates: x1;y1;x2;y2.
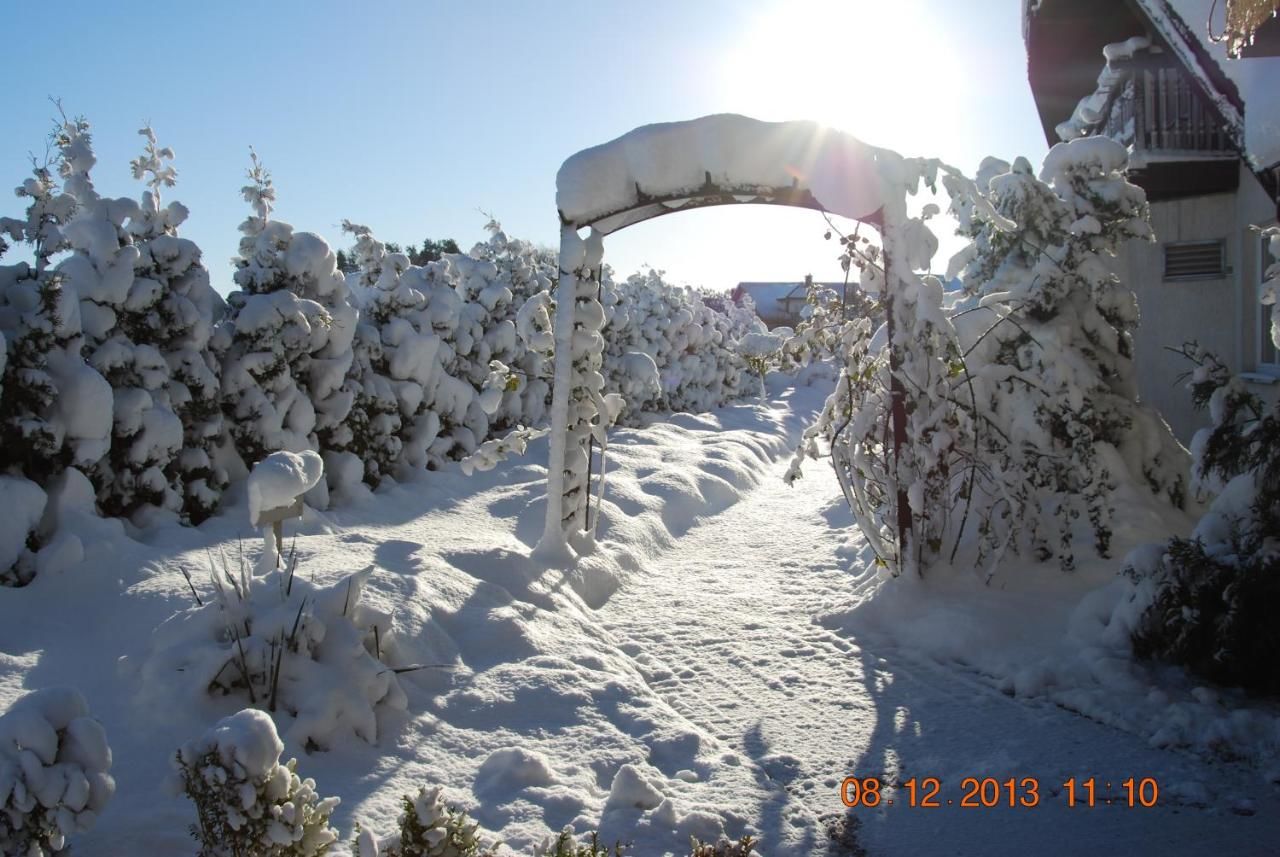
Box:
2;372;1279;855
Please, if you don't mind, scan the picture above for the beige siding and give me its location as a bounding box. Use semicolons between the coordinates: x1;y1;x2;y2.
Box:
1123;167;1279;444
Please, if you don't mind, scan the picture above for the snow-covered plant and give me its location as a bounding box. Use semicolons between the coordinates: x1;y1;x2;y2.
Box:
688;835;758;857
217;151;356;473
449;220;556;432
944;139;1187;570
57;122;228;521
1122;267;1280;694
459;425;547;476
173;709;339;857
0;150;112;485
0;475;46;587
782;273;880;371
533;827;627;857
789;193;988;577
354;786;493;857
737;330;787;393
333;221;485;482
0;687;115;857
144;550;407;749
600;268;753;424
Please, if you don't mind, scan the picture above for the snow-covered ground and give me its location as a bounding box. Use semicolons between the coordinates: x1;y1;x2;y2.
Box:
2;372;1279;855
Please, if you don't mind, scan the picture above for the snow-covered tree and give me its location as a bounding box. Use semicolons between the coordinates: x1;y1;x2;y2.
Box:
0;152;112;485
789;141;1180;578
331;220;485;483
945;138;1187;570
217;152;356;478
57;122;227;521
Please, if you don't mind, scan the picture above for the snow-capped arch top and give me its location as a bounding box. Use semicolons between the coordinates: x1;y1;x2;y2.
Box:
556;114;897;234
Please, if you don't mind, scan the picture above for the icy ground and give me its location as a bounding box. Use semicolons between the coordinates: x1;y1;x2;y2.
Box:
2;374;1279;855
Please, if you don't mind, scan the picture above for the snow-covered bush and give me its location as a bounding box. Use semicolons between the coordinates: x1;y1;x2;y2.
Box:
448;220;556;432
533;827;628;857
173;709;339;857
1122;232;1280;693
0;687;115;857
688;836;758;857
737;330;786;394
789;217;977;577
354;786;493;857
144;551;407;749
333;221;487;482
217;152;356;473
601;269;753;423
782;273;880;371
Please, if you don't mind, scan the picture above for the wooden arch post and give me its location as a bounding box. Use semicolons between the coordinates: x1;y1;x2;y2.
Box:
533;115;906;562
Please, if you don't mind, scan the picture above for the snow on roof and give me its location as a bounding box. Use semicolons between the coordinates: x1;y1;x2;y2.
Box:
735;281;847;307
556;115;894;234
1134;0;1280;169
734;283;799;311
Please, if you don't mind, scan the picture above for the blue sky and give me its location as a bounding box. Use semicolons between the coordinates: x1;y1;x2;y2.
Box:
1;0;1048;295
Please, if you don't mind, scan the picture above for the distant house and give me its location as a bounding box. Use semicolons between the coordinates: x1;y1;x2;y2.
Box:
731;279;848;328
1025;0;1280;441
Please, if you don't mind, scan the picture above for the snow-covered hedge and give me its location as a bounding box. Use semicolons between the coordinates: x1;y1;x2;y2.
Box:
172;708;340;857
1;117;762;582
602;269;757;423
0;687;115;857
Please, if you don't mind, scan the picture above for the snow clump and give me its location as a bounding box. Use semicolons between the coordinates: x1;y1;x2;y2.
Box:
0;687;114;857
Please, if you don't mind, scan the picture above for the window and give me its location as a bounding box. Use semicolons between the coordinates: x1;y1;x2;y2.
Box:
1260;230;1279;370
1164;240;1227;281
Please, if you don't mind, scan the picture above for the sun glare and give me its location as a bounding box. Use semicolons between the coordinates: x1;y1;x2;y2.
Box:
720;0;957;148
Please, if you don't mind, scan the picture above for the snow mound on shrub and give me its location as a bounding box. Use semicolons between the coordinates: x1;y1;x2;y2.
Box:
0;687;114;857
173;709;339;857
140;564;407;750
0;476;45;580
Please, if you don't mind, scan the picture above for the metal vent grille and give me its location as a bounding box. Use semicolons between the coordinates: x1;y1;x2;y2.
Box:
1164;240;1226;281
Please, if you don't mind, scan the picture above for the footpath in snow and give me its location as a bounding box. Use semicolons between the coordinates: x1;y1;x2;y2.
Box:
596;447;1280;855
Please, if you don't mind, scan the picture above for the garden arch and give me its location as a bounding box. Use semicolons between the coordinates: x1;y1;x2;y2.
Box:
534;114;915;561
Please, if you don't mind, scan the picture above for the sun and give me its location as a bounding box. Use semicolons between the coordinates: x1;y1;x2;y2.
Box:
719;0;955;147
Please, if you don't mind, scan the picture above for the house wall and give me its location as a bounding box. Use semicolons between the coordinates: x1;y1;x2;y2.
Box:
1120;165;1279;444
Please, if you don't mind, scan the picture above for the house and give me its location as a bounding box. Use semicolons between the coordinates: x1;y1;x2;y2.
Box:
1024;0;1280;441
731;278;848;328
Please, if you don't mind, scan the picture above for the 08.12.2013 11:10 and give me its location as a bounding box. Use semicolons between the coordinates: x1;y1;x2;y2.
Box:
839;776;1159;808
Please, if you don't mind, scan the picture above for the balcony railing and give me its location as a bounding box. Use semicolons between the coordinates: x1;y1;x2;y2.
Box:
1097;58;1235;157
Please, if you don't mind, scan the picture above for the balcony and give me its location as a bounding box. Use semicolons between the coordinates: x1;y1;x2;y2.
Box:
1074;54;1241;200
